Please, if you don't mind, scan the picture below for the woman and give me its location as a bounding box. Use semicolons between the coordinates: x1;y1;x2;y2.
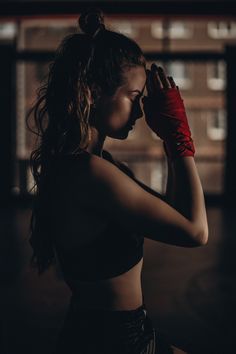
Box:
27;8;208;354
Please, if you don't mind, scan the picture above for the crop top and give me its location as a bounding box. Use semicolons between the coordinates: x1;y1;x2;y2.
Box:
51;150;144;282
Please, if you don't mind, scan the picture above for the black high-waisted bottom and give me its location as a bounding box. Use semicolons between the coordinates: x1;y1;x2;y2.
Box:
52;296;174;354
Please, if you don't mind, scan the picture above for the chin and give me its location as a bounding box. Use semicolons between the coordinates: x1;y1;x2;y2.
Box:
107;125;132;140
108;130;130;140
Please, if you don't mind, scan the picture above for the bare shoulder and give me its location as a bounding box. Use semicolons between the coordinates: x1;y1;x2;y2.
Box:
88;153;141;202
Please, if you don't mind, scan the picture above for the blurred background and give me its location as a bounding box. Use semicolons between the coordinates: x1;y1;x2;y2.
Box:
1;1;236;353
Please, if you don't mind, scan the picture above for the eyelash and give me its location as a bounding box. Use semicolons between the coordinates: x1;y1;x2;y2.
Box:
131;94;143;103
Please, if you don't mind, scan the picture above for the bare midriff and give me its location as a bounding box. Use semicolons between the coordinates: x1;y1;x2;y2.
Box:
64;258;144;311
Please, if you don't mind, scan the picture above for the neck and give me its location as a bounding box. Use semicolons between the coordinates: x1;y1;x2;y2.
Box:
86;126;106;157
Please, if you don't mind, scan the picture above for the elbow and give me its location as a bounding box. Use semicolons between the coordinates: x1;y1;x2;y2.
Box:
196;227;209;246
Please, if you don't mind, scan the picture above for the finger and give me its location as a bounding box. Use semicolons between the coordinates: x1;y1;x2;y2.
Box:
145;69;153;97
146;68;162;97
153;69;163;90
157;66;171;89
150;63;163;90
167;76;176;88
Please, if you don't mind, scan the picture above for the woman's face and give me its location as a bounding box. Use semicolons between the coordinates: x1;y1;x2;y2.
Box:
96;66;146;139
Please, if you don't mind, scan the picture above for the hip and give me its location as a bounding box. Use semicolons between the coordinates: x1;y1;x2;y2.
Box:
52;296;175;354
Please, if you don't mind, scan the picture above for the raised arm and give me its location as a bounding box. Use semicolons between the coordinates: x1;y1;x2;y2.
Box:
141;63;208;245
85;154;207;248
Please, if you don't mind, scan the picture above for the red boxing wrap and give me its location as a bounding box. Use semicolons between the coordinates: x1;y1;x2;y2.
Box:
142;88;195;160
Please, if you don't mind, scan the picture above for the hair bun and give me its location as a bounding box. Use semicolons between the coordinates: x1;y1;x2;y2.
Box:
79;8;105;36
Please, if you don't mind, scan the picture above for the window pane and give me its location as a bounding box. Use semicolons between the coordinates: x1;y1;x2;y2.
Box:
206;109;227;141
166;61;192;89
110;21;139;38
208;21;236;39
0;22;16;40
207;61;226;90
168;21;193;39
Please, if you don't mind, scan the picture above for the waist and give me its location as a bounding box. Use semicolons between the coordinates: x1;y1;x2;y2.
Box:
64;258;144;310
69;292;146;314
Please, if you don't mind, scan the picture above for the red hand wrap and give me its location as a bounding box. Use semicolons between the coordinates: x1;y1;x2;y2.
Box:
142;88;195;160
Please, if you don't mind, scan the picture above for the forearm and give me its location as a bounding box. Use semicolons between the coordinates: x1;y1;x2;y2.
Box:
164;156;175;207
171;156;208;242
143;64;208;243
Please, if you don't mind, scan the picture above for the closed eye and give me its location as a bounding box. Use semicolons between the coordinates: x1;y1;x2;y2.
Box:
131;94;144;104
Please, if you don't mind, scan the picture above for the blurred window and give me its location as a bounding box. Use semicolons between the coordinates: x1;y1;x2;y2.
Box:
110;21;138;39
206;109;227;141
150;21;164;38
166;61;192;89
151;21;192;39
168;21;193;39
18;19;77;50
208;21;236;39
0;22;16;40
207;61;226;90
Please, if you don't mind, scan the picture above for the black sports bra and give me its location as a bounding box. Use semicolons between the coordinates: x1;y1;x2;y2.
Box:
51;150;144;281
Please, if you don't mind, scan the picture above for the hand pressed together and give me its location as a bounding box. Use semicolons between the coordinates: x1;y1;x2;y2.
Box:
142;63;195;160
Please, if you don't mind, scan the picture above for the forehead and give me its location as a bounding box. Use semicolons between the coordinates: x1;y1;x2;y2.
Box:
121;66;146;91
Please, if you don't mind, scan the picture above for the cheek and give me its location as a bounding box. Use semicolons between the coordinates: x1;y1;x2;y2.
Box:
106;100;131;129
111;100;132;128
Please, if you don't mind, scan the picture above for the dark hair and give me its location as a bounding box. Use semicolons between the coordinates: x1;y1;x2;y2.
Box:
27;8;146;274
